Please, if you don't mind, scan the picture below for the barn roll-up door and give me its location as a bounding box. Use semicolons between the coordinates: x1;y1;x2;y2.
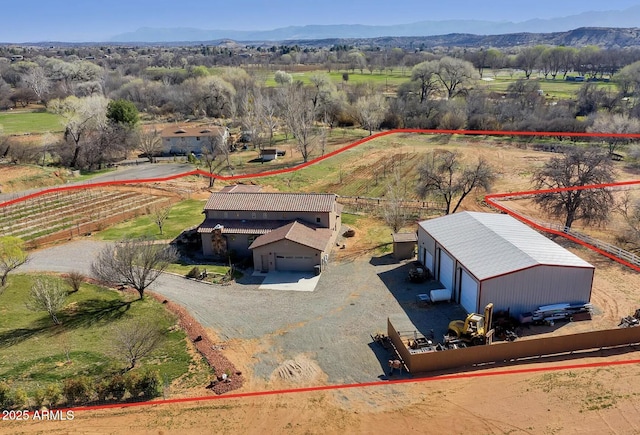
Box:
460;269;479;314
438;249;454;292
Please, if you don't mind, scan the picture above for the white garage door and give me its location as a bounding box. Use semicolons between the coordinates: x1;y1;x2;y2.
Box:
275;254;316;272
460;269;479;314
438;249;454;292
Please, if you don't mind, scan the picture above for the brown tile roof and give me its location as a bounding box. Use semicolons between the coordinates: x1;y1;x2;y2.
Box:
249;221;333;252
219;184;263;193
160;125;227;138
204;192;337;213
197;219;287;234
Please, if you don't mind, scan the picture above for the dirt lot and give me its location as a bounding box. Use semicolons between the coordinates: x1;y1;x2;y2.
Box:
4;139;640;434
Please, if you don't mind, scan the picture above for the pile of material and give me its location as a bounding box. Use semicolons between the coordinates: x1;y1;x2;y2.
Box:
528;303;593;325
619;309;640;328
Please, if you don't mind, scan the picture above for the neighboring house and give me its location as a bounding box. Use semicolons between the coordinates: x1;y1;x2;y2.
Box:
417;211;594;316
198;188;342;272
160;125;229;156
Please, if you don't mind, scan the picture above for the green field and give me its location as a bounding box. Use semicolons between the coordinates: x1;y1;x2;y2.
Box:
262;69;411;89
477;74;619;99
96;198;207;241
0;274;208;397
0;111;63;135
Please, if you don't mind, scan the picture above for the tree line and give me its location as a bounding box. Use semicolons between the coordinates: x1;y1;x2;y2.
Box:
2;43;640;171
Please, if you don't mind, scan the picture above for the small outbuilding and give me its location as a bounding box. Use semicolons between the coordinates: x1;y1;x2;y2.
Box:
417;212;595;316
392;232;417;260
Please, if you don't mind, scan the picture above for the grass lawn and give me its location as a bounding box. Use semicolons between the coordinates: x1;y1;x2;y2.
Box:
477;76;619;100
0;111;63;135
0;274;208;396
96;198;207;241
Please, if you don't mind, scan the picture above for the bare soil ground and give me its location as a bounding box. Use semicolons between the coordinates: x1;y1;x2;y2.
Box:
4;140;640;434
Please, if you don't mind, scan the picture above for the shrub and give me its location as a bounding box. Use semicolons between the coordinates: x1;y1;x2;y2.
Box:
12;389;28;409
45;384;62;408
125;372;143;398
186;267;201;278
125;370;162;400
140;370;162;399
106;374;127;401
33;388;47;408
95;380;110;402
63;376;93;404
0;382;10;408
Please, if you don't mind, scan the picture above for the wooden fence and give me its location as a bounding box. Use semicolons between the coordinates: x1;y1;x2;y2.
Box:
338;196;446;218
388;318;640;373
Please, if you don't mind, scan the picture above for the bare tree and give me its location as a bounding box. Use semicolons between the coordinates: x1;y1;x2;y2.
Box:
515;46;545;79
91;238;178;300
280;82;317;162
64;271;85;293
0;236;29;288
201;132;228;187
532;147;615;229
112;318;165;370
22;66;50;102
149;204;172;236
416;150;496;215
382;169;409;233
26;278;67;325
259;91;279;147
434;57;477;99
355;94;388;135
588;113;640;155
48;95;108;168
411;60;440;102
136;128;162;163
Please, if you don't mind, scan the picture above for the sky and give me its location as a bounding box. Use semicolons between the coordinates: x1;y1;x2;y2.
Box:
3;0;640;42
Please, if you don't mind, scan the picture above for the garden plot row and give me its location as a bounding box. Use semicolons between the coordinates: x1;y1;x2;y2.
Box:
6;192;145;240
1;188;176;244
0;189;95;223
0;190;131;233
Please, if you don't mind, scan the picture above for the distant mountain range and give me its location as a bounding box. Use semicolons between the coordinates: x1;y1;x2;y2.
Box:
110;6;640;43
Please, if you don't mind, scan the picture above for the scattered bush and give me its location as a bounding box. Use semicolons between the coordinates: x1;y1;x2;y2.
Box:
106;374;127;401
125;370;162;400
12;389;28;409
186;266;201;278
95;380;110;402
63;376;93;404
33;388;47;408
44;384;62;408
0;382;11;408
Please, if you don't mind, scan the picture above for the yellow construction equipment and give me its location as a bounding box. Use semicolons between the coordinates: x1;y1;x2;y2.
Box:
446;303;494;346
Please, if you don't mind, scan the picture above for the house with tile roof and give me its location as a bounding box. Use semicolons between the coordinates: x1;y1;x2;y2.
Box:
160;125;229;156
198;188;342;272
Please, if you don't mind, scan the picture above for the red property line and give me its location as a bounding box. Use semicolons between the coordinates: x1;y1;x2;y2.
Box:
20;357;640;415
1;129;639;267
2;129;640;416
3;128;640;209
485;180;640;273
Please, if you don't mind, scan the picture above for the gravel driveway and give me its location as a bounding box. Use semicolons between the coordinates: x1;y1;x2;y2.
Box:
17;240;466;383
